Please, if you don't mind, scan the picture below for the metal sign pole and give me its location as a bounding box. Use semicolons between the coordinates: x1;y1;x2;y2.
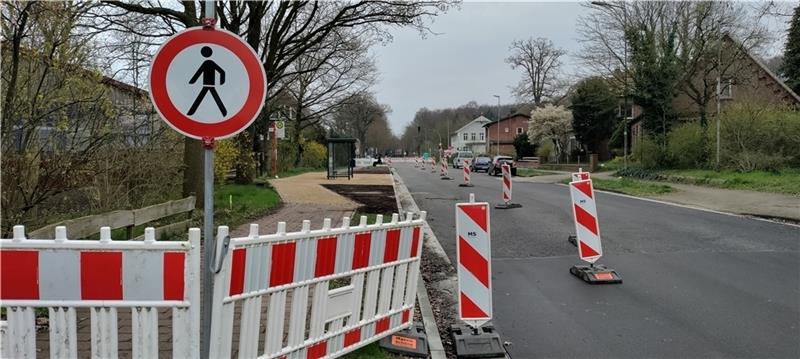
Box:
201;3;216;358
201;138;214;359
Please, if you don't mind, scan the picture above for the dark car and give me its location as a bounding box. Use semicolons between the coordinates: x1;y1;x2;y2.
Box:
488;156;517;176
470;157;491;173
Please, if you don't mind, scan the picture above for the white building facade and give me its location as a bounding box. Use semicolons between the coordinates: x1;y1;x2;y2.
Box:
450;115;490;154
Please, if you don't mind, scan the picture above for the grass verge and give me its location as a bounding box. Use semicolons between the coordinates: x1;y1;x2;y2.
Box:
516;168;559;177
563;177;674;196
278;166;324;178
214;183;281;228
659;169;800;195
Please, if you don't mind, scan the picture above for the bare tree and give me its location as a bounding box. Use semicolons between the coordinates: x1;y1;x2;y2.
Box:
331;94;389;156
95;0;452;194
280;28;378;165
577;1;772;126
506;37;566;106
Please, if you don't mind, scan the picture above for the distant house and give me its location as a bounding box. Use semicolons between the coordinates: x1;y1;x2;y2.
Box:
630;33;800;143
484;113;530;156
450;115;491;153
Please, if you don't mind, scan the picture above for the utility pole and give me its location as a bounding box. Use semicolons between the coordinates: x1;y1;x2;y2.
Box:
493;94;500;157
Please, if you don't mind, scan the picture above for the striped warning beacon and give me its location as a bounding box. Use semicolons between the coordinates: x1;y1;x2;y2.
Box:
568;178;622;284
495;163;521;209
455;199;492;327
440;156;451;180
459;159;474;187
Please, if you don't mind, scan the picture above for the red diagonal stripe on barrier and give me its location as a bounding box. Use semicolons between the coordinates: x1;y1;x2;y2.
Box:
459;205;487;232
403;309;411;323
579;240;600;258
572;180;593;199
163;252;185;300
229;248;246;295
314;237;337;277
503;176;511;187
0;250;39;300
458;236;489;287
460;292;489;318
574;204;598;236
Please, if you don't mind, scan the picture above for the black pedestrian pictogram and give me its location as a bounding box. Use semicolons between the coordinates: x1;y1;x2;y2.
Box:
187;46;227;116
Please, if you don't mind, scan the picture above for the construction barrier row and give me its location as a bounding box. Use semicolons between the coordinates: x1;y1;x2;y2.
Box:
0;211;428;359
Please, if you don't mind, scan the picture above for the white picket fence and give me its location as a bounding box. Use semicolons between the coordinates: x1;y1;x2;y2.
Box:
209;212;426;359
0;225;200;358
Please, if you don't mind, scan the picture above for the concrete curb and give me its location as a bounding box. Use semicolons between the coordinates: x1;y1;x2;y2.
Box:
391;169;455;359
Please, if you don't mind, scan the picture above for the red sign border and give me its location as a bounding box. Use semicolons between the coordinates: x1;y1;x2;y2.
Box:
149;27;266;139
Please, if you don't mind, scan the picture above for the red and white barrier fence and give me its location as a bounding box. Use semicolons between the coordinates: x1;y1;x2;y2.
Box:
209;212;426;358
455;200;492;328
569;179;603;263
0;226;201;358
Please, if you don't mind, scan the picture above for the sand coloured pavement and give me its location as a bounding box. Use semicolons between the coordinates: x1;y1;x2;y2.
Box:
268;171;392;206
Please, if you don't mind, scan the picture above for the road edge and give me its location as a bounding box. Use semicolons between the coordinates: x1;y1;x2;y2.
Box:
554;183;800;229
391;169;452;359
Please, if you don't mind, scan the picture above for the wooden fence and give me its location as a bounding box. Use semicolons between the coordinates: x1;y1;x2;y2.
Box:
28;197;195;240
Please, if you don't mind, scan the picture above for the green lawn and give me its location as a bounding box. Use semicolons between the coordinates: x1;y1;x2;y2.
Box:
516;168;560;177
563;177;674;196
659;169;800;195
214;183;281;227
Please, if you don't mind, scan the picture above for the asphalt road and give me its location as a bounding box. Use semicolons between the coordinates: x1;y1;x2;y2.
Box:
394;163;800;358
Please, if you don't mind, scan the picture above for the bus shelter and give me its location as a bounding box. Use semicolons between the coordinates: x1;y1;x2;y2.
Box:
326;138;356;179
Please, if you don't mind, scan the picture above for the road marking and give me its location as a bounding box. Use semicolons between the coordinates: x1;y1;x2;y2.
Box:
553;183;800;229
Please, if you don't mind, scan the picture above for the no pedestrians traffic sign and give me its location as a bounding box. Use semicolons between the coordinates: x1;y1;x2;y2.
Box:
149;27;266;139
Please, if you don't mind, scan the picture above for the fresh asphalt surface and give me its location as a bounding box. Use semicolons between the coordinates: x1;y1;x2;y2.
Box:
394;163;800;358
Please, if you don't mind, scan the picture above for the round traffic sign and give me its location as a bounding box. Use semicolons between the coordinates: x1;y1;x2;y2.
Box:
149;27;266;139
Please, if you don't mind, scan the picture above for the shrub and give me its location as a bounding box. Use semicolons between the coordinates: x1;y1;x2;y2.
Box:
537;141;554;162
719;103;800;171
667;121;708;168
633;135;666;169
300;141;326;168
214;139;239;184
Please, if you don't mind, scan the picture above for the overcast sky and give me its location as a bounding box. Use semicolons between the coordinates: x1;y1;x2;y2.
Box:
372;1;791;135
372;1;592;134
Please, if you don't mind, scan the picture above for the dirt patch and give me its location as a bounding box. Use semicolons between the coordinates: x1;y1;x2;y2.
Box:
354;166;391;174
420;248;460;359
321;184;397;214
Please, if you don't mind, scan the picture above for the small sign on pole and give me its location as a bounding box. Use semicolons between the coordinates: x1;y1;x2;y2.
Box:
455;201;493;327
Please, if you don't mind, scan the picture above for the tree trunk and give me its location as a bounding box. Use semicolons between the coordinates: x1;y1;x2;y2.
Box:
182;138;204;208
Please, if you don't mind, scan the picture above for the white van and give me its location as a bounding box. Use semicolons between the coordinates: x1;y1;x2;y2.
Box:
452;151;474;169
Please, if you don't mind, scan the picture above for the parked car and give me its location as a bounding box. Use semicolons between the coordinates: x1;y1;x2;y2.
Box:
488;156;517;176
470;156;492;173
452;151;474;169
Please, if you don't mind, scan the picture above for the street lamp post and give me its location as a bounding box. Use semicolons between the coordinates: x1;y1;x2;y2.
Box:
493;94;500;157
591;1;628;169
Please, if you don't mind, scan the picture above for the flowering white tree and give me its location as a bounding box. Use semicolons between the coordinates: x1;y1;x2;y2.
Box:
528;104;573;162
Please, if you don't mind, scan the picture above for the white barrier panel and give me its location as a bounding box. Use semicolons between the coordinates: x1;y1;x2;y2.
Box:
501;163;512;204
569;179;603;263
0;226;201;358
209;212;426;359
455;202;492;328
